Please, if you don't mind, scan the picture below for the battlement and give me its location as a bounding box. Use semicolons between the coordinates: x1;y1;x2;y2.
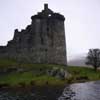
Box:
31;4;65;21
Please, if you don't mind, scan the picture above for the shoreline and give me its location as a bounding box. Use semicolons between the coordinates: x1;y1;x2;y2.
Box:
0;78;99;91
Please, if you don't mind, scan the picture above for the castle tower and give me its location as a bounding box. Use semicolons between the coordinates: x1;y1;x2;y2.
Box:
0;4;67;65
30;4;67;65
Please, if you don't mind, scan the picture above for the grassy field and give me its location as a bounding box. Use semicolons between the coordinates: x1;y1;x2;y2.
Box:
0;58;100;87
67;66;100;82
0;71;66;86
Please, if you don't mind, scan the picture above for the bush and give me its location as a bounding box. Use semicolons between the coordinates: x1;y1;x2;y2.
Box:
30;80;35;85
18;82;26;87
0;83;10;88
67;76;74;84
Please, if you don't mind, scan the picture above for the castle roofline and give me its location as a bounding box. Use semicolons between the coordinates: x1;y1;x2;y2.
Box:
31;4;65;21
44;4;48;10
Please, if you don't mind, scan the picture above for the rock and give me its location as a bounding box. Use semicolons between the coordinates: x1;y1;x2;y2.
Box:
7;67;17;73
17;68;24;73
76;76;89;81
47;67;70;79
58;87;75;100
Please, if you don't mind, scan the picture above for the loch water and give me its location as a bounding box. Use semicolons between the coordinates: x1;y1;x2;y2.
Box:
59;81;100;100
0;81;100;100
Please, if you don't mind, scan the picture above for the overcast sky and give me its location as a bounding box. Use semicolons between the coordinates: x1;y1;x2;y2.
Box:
0;0;100;60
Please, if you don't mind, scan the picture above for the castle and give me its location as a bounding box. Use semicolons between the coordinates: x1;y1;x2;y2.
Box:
0;4;67;65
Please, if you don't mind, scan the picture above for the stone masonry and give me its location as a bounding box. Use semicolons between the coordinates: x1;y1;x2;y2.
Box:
0;4;67;65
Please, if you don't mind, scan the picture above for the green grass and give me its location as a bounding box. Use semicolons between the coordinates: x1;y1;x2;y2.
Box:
67;66;100;82
0;72;33;85
0;58;66;86
0;58;65;70
0;58;17;68
0;59;100;86
0;72;65;86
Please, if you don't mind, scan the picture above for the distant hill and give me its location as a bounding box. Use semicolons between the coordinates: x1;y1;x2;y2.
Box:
68;54;88;67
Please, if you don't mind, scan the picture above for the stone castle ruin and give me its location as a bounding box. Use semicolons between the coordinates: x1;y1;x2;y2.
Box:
0;4;67;65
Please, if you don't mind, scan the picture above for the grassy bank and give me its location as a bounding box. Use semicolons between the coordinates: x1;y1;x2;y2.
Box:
0;59;100;87
0;58;67;87
67;66;100;82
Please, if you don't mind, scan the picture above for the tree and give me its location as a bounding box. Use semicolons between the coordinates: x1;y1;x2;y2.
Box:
86;49;100;71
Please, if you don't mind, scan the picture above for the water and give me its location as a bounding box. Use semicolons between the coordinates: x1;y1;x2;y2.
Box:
59;81;100;100
0;81;100;100
0;86;64;100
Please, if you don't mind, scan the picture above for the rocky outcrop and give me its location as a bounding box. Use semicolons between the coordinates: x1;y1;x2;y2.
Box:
0;4;67;65
47;67;70;79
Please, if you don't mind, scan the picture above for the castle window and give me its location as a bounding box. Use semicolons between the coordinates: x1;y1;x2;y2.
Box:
48;14;51;17
41;37;44;45
47;27;49;31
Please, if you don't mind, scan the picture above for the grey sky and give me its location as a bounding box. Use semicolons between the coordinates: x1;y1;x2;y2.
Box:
0;0;100;60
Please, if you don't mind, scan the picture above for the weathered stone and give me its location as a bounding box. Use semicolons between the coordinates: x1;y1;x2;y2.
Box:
0;4;67;65
47;67;69;79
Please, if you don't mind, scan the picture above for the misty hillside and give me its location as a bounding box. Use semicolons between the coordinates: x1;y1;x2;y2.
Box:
68;55;87;66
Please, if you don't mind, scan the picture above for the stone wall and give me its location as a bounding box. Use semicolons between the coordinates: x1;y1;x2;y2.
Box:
0;4;67;65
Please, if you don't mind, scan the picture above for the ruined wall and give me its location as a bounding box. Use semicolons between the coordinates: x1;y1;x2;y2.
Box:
0;4;67;65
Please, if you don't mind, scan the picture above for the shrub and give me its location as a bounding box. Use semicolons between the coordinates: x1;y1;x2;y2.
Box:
30;80;35;85
18;82;26;87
